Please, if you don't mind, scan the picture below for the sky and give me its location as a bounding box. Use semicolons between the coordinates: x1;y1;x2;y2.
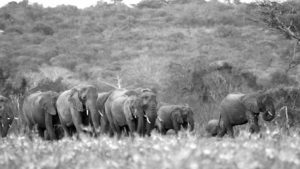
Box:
0;0;284;8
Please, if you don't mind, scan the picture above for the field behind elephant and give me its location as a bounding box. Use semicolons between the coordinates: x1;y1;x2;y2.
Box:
1;131;300;169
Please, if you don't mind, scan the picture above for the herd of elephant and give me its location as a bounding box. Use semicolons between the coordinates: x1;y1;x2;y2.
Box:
0;84;277;140
0;84;195;140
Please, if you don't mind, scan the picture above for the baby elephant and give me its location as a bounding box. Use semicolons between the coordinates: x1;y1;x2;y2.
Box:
156;105;184;135
205;119;220;137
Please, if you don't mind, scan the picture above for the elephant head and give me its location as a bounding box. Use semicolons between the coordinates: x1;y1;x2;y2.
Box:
126;95;145;135
138;88;158;136
37;91;58;116
180;105;194;131
172;110;183;124
69;89;84;112
258;94;275;121
242;92;275;122
68;85;98;131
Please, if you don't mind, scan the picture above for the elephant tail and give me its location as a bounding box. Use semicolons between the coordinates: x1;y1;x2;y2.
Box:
217;112;221;128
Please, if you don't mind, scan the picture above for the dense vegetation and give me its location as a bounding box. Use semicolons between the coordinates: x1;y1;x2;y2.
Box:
1;0;300;128
2;1;300;169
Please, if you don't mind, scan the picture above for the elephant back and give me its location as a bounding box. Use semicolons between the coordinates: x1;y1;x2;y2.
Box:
220;93;247;119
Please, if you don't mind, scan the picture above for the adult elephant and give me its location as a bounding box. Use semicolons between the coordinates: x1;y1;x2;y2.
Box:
56;85;98;138
0;95;14;137
217;91;275;138
105;88;157;138
155;105;184;135
22;91;59;140
96;91;112;135
140;88;158;136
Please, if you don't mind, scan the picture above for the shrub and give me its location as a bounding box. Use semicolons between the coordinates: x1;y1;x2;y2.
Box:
137;0;166;9
215;25;241;38
270;71;298;86
31;23;54;35
4;25;23;34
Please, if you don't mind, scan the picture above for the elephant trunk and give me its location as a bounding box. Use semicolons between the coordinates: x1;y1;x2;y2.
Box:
262;107;275;121
144;104;157;136
188;116;194;132
137;111;145;136
86;100;100;133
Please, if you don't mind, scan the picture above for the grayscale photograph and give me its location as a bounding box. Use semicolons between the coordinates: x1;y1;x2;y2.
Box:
0;0;300;169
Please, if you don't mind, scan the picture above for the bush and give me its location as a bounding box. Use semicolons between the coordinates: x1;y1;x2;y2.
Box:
31;23;54;35
5;25;23;34
137;0;166;9
215;25;241;38
270;71;298;86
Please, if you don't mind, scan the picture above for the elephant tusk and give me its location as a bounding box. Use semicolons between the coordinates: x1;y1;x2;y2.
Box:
86;109;89;116
267;111;272;116
145;115;151;124
158;117;163;122
98;110;103;117
14;117;19;120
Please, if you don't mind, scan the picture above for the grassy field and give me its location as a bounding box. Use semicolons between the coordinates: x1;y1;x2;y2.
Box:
1;131;300;169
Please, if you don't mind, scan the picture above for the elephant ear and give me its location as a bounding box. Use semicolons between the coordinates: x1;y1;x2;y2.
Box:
241;94;259;114
36;95;46;110
68;89;84;112
172;110;183;123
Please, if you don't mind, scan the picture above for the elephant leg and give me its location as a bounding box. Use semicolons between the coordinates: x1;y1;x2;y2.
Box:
1;118;12;137
182;122;188;130
248;114;260;133
172;119;180;135
188;117;194;132
61;123;71;137
70;109;83;138
226;125;234;138
90;112;100;136
45;113;56;140
217;126;226;138
161;128;167;135
27;123;34;140
37;126;44;138
105;106;117;136
127;120;136;138
115;125;122;139
0;122;3;137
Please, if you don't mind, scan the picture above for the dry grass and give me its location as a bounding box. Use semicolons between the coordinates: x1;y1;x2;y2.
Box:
1;131;300;169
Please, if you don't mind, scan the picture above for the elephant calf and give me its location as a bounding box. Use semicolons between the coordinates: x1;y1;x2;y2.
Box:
22;91;59;140
155;105;184;135
0;95;14;137
205;119;220;137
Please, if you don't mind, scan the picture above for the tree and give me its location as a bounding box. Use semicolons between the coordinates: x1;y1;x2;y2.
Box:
256;0;300;73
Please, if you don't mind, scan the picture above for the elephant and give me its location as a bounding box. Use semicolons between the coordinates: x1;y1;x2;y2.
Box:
178;105;194;132
217;91;275;138
139;88;158;136
0;95;14;137
105;88;158;138
96;91;112;135
56;85;98;138
155;105;184;135
205;119;220;137
22;91;59;140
